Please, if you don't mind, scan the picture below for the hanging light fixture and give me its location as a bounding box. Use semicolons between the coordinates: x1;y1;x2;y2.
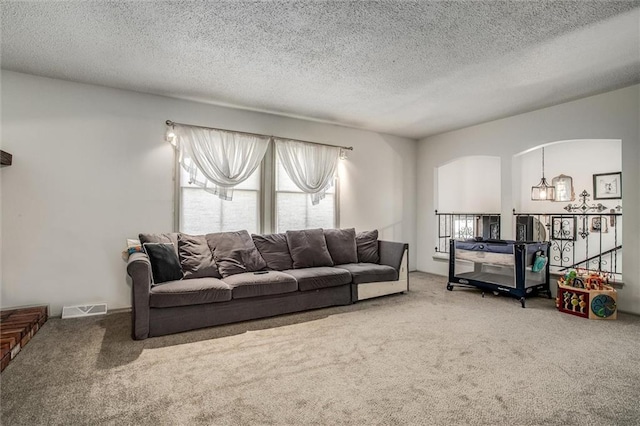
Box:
165;122;177;147
339;147;349;160
531;147;555;201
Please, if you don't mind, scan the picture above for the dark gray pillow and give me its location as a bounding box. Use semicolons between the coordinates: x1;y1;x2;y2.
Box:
205;230;267;277
356;230;379;263
285;229;334;269
252;233;294;271
139;232;180;256
143;243;184;284
324;228;358;265
178;234;221;279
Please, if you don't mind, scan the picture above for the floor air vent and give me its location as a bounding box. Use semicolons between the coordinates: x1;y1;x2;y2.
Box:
62;303;108;319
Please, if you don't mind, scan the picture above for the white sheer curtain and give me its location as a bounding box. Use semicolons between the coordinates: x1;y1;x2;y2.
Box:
275;138;341;205
173;125;270;201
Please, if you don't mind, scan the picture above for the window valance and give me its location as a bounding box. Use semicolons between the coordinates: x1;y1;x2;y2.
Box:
167;120;350;203
275;138;341;205
172;124;270;201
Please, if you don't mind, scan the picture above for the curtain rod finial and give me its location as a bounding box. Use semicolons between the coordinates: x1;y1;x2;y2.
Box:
166;120;174;126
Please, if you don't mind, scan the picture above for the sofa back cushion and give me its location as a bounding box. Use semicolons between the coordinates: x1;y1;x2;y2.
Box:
356;230;380;263
139;232;180;256
143;243;184;284
285;229;334;269
324;228;358;265
205;230;267;277
178;234;221;279
251;233;294;271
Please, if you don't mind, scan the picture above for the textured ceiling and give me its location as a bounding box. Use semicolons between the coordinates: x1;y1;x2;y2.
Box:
2;1;639;139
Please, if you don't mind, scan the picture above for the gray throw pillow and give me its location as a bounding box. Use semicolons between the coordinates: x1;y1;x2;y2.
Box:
252;233;294;271
205;230;267;277
324;228;358;265
356;230;379;263
139;232;180;256
285;229;334;269
178;234;221;279
142;243;184;284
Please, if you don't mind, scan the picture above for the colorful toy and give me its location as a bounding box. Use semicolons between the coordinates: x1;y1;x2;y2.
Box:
584;275;605;290
560;270;578;287
556;270;617;320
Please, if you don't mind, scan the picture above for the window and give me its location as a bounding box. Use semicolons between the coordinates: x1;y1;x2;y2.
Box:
177;149;337;234
274;153;336;233
179;165;261;234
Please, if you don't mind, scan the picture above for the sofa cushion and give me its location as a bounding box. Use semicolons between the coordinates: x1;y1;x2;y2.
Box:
149;278;231;308
356;230;380;263
282;267;351;292
143;243;184;284
222;271;298;299
251;233;294;271
334;263;398;284
205;230;267;277
178;234;221;279
324;228;358;265
286;229;334;268
139;232;180;256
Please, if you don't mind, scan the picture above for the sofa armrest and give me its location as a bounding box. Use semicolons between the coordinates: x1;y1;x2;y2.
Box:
351;241;409;301
127;252;152;340
379;240;409;275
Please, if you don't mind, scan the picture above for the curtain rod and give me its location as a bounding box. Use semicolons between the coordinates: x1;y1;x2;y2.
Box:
166;120;354;151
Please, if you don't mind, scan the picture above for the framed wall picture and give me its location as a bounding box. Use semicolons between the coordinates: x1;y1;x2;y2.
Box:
590;217;608;233
593;172;622;200
551;216;576;241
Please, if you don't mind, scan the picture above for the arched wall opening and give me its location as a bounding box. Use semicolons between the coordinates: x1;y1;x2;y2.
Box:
513;139;622;213
513;139;622;277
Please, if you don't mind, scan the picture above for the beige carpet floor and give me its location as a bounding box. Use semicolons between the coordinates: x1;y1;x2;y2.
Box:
1;272;639;425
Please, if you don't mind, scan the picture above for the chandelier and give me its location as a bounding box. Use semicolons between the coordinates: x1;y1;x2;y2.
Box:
531;147;555;201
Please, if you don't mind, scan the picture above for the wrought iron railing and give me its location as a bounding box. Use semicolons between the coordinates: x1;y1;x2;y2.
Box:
513;206;622;277
434;211;501;254
557;245;622;272
435;191;623;278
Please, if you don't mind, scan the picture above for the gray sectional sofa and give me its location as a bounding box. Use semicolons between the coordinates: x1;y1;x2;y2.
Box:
127;228;408;340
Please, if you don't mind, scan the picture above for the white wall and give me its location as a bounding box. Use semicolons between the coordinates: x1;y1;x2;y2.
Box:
417;85;640;314
0;70;417;315
436;156;501;213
